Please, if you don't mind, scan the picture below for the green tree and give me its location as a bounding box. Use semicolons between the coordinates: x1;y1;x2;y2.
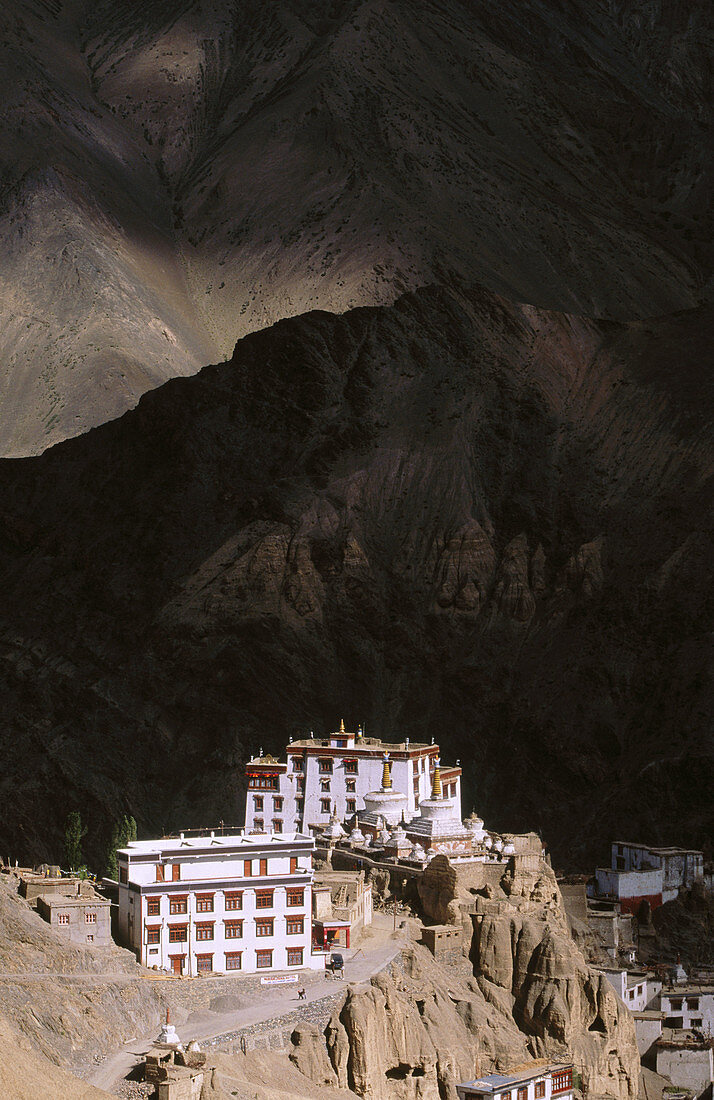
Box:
105;814;138;879
63;812;87;872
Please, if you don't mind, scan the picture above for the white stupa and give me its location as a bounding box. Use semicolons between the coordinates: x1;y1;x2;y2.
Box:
361;754;408;828
410;842;427;862
158;1008;181;1048
320;811;346;844
405;758;473;857
464;811;487;845
348;821;366;846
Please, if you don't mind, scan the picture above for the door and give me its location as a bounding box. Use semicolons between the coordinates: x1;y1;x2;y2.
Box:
170;955;184;976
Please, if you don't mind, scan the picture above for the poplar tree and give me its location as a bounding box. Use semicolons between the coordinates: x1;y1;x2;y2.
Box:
63;812;87;871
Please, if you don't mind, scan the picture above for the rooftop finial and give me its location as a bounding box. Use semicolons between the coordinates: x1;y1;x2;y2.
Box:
340;718;345;733
381;752;392;790
431;757;442;799
357;724;363;740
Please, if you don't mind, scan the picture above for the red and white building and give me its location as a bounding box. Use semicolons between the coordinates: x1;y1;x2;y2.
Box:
116;831;325;976
243;721;462;835
594;842;704;914
457;1063;573;1100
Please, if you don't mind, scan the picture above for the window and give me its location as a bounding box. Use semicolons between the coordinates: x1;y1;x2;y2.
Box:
58;913;70;925
287;889;304;907
287;947;304;966
256;950;272;968
254;819;264;831
290;857;298;873
320;779;331;792
147;897;160;916
248;774;279;790
535;1083;546;1099
273;819;283;833
119;865;128;884
346;779;356;793
286;917;304;934
259;858;268;876
671;999;683;1011
171;864;181;882
346;799;356;814
344;759;358;773
502;1092;511;1100
85;912;97;924
692;1018;703;1028
196;923;214;941
318;759;333;774
225;892;243;911
244;859;253;877
155;864;164;882
412;759;419;773
296;798;304;812
253;796;264;811
688;997;700;1010
291;757;303;772
256;918;274;937
225;920;243;939
552;1069;572;1094
518;1088;528;1100
273;797;283;811
86;934;94;943
146;926;160;944
225;952;242;970
256;890;274;909
296;776;305;791
196;954;213;973
196;894;214;913
169;897;187;915
320;799;331;814
413;777;420;792
169;925;188;943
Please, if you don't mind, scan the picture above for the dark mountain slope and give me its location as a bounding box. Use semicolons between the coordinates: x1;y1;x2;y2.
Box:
0;285;712;868
1;0;712;453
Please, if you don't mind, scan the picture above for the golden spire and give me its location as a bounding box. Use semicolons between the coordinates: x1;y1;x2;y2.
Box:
381;753;392;790
431;757;442;799
340;718;345;733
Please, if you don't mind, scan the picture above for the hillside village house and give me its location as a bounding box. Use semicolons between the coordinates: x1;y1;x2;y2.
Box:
661;986;714;1033
596;967;661;1013
244;721;462;835
593;842;704;914
117;831;324;976
457;1062;574;1100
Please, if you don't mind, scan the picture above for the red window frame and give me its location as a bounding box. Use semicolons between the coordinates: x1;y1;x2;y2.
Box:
244;859;253;877
195;922;214;941
552;1070;572;1095
146;926;160;944
287;889;304;907
256;949;272;968
168;924;188;943
196;894;214;913
535;1083;546;1099
346;799;356;814
196;954;213;973
255;918;274;937
273;818;283;833
255;890;274;909
58;913;70;925
171;863;181;882
318;759;333;774
290;857;298;873
259;858;268;876
344;759;358;773
224;920;243;939
286;917;304;934
273;796;283;811
225;892;243;910
146;897;160;916
155;864;164;882
287;947;304;966
320;799;331;813
518;1088;528;1100
225;952;242;970
169;896;188;915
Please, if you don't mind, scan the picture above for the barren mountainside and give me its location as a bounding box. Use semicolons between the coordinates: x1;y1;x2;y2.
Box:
0;285;712;867
1;0;713;453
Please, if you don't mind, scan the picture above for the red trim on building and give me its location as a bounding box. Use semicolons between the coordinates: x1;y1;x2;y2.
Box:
619;893;663;915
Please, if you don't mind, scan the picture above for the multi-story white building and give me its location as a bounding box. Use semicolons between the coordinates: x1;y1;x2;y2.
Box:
457;1062;574;1100
594;842;704;914
596;967;662;1013
244;721;462;834
116;831;324;976
661;986;714;1033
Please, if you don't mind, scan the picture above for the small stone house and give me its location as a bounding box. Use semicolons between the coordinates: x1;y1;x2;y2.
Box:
36;890;112;946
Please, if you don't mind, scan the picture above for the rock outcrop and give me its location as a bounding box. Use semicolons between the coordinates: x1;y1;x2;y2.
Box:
293;852;640;1100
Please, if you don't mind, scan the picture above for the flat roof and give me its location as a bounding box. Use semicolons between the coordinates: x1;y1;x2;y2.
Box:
37;893;109;907
118;831;312;857
612;842;703;856
459;1063;571;1091
286;738;432;751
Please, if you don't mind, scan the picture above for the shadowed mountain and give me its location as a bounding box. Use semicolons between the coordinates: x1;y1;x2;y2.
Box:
0;285;712;867
1;0;712;454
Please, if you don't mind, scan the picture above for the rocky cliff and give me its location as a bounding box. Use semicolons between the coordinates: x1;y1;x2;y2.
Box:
1;0;712;453
0;285;712;869
289;853;640;1100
